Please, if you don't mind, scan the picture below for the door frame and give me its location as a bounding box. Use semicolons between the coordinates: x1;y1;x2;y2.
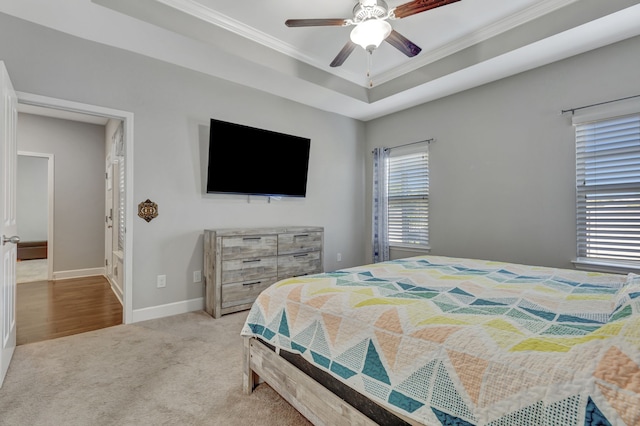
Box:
16;92;135;324
17;151;54;281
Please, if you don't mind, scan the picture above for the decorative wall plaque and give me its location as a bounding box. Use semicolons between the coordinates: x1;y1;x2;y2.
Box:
138;199;158;222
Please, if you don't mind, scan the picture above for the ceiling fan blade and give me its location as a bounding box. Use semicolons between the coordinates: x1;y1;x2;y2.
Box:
393;0;461;19
330;41;357;67
385;30;422;57
285;19;348;27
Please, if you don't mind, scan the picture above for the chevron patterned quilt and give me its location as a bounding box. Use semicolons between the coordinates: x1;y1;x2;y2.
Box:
240;255;640;425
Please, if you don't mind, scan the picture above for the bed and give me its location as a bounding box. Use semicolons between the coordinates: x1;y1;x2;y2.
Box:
240;255;640;425
17;240;47;260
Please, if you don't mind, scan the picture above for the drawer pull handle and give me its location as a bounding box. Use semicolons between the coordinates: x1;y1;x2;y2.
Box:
243;237;261;241
243;281;262;286
293;273;308;277
243;259;261;263
294;234;309;238
294;253;309;258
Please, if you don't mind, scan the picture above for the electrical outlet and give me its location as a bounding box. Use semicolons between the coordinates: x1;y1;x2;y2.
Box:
193;270;202;283
157;274;166;288
337;253;342;262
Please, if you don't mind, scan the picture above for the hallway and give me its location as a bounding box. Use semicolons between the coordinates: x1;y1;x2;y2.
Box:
16;276;122;346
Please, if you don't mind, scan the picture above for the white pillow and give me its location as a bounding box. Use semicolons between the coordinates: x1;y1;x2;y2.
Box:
610;273;640;320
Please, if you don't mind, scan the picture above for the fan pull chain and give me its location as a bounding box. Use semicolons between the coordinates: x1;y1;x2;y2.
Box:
367;49;374;87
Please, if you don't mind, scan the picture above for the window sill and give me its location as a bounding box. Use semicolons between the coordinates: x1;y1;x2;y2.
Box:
572;258;640;275
389;244;431;254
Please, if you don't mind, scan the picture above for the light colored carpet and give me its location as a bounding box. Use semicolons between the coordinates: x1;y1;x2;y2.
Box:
0;310;311;426
16;259;48;283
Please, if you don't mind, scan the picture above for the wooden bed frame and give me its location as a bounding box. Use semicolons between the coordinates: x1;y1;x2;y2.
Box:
17;240;47;260
242;336;421;426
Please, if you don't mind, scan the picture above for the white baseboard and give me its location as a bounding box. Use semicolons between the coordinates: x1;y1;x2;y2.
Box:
131;297;205;323
53;267;105;280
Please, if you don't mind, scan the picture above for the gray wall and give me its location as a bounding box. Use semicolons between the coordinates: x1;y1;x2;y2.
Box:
365;35;640;269
17;155;48;242
0;12;366;311
17;113;106;272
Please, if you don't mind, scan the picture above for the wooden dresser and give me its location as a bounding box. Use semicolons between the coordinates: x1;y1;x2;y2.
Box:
204;226;323;318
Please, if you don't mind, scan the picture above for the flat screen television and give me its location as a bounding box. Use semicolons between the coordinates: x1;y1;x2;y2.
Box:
206;118;311;197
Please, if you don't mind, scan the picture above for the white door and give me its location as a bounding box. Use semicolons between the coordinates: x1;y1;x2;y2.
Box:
0;61;18;388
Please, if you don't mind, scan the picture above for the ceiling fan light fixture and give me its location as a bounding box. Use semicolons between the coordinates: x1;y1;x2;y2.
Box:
350;19;392;50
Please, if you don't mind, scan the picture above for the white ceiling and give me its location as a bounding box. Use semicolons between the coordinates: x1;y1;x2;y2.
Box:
2;0;640;121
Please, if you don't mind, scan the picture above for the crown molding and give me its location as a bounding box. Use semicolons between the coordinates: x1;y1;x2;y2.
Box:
153;0;368;84
375;0;579;84
153;0;315;64
153;0;578;88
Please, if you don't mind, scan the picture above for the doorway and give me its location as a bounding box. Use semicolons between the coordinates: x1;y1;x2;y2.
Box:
16;152;53;284
16;92;134;325
15;114;123;345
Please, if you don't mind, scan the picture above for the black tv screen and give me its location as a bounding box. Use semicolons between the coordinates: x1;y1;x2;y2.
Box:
206;118;311;197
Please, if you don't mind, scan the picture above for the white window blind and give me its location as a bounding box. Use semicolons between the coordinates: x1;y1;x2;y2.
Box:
387;148;429;247
117;156;125;251
576;113;640;263
112;122;125;253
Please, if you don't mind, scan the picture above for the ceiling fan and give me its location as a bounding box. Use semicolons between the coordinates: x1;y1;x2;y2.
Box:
285;0;461;69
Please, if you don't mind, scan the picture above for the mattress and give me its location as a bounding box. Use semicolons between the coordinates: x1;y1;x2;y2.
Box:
240;255;640;425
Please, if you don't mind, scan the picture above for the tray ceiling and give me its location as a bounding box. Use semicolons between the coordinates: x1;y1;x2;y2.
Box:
2;0;640;120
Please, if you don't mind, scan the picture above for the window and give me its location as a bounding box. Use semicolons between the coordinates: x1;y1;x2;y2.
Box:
372;143;430;262
387;149;430;247
575;112;640;266
387;148;429;248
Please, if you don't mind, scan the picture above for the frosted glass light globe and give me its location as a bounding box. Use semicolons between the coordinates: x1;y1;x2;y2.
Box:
350;19;392;50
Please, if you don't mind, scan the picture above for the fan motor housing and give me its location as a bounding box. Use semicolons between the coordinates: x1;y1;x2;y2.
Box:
353;0;389;23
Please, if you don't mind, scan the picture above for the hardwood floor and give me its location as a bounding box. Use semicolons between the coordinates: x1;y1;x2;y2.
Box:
17;275;123;346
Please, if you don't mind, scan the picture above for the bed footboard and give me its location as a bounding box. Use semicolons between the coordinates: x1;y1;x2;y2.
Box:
243;336;377;426
242;336;258;394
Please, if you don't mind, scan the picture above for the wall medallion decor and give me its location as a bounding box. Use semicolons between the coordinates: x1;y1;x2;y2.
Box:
138;199;158;222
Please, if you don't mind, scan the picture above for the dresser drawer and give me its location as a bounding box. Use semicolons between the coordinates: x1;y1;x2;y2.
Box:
278;231;323;255
222;235;277;260
278;251;322;279
221;257;277;284
221;277;279;309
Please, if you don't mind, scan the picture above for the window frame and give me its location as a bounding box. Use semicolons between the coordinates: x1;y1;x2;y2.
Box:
572;97;640;274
